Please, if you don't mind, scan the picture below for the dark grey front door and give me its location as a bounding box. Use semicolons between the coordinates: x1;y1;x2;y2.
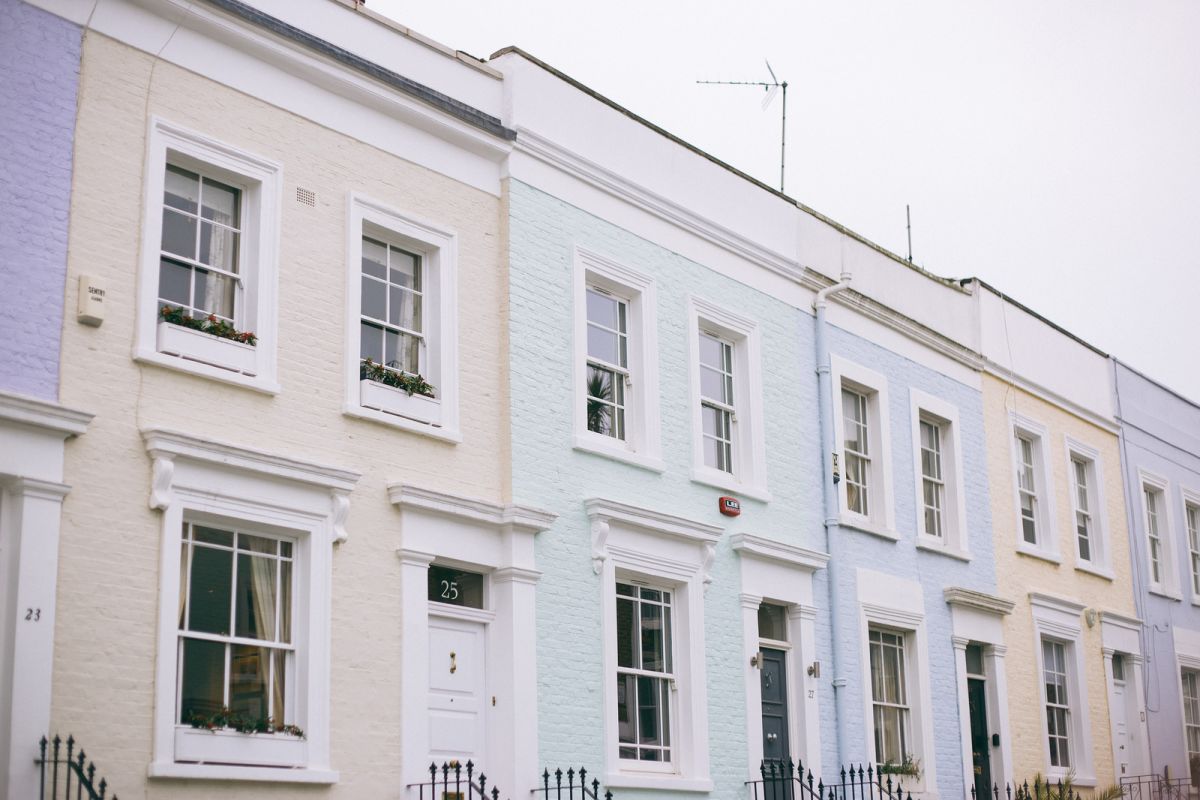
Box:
761;648;790;764
968;677;992;799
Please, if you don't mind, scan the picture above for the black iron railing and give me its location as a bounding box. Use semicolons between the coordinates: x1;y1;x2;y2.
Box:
410;761;505;800
1120;774;1192;800
37;735;118;800
746;760;912;800
970;778;1120;800
536;767;612;800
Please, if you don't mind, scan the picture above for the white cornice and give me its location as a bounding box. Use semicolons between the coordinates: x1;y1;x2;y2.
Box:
1099;610;1142;633
387;483;557;533
943;587;1015;617
583;497;723;544
730;533;829;572
984;360;1119;434
0;390;93;436
141;427;360;491
1028;591;1088;617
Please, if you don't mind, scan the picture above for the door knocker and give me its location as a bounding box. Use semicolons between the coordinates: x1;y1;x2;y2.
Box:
450;651;457;674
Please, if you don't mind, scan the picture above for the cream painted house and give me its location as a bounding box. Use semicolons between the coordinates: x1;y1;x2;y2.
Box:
974;283;1146;789
25;0;551;797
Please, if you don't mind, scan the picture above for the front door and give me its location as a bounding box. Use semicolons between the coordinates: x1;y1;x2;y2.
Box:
1112;677;1130;776
428;615;487;766
761;648;791;765
968;677;992;798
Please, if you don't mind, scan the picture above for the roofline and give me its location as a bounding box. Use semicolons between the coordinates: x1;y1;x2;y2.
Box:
201;0;516;141
1113;357;1200;411
969;277;1110;358
488;46;968;294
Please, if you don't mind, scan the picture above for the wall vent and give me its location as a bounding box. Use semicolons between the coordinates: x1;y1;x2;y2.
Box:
296;187;316;207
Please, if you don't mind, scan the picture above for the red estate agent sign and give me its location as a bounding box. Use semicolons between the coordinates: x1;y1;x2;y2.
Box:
719;496;741;517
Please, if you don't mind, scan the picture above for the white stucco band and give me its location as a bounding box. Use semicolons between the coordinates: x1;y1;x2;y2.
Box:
389;484;556;799
731;533;828;778
1100;612;1151;779
0;391;92;800
945;587;1016;793
142;427;361;783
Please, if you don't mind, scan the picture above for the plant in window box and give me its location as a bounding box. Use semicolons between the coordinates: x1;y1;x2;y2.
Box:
358;358;442;425
157;305;258;374
186;709;305;739
877;758;921;780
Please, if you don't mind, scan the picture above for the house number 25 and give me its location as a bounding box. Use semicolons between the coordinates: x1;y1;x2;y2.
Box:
25;608;41;622
440;580;459;601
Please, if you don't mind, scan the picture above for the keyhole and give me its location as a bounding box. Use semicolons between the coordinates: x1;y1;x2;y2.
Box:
450;651;457;674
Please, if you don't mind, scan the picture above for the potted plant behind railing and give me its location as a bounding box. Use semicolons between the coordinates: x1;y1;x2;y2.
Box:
877;758;921;781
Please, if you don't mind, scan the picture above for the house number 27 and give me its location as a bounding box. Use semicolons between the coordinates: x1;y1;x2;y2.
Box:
440;580;459;601
25;608;41;622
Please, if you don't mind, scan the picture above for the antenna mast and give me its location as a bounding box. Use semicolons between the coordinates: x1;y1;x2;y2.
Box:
697;60;788;193
906;204;913;263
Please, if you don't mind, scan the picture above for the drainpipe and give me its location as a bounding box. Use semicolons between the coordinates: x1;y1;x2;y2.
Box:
814;268;852;769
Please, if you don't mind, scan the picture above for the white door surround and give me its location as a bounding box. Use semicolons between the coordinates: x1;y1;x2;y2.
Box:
390;484;555;800
0;391;92;800
1100;612;1150;780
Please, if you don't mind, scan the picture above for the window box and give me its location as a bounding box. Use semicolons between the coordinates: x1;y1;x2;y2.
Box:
174;726;306;768
359;379;440;425
157;321;257;375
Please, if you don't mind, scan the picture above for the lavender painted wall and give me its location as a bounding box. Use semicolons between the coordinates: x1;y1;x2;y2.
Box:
1113;359;1200;781
0;0;82;400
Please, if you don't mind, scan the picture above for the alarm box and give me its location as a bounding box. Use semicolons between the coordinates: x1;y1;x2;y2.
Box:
719;496;741;517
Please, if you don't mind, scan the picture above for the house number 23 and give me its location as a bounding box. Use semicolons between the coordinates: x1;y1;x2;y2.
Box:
440;580;459;601
25;608;41;622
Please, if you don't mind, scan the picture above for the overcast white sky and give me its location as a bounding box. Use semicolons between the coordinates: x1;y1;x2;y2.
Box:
374;1;1200;401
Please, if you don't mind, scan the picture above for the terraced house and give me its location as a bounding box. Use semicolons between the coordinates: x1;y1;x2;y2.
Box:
3;1;1197;799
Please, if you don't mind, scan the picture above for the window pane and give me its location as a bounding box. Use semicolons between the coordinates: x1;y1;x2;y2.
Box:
758;603;788;641
700;366;727;403
192;269;236;321
361;276;387;321
389;248;420;290
200;177;240;227
158;259;192;306
588;325;621;365
279;559;292;644
587;366;623;438
587;289;621;330
637;674;662;745
698;332;724;369
198;222;239;274
164;165;200;213
229;644;270;721
238;533;277;554
179;637;225;722
389;285;421;332
616;596;637;669
161;209;197;259
384;329;419;373
187;545;232;635
235;553;277;641
360;322;384;364
702;436;721;471
194;526;233;547
362;237;388;280
273;648;287;724
640;602;665;672
617;672;636;744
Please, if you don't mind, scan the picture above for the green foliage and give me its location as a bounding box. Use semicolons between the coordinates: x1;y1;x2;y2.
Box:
878;757;921;779
586;370;612;433
186;708;304;739
360;358;436;398
160;305;257;345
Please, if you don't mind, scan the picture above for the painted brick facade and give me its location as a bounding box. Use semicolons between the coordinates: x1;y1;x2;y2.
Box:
0;0;81;400
1112;360;1200;781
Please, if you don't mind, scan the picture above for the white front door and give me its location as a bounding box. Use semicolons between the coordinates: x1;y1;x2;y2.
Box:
428;614;487;765
1113;679;1130;776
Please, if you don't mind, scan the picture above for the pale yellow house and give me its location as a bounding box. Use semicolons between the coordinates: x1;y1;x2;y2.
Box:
974;283;1148;790
38;0;550;797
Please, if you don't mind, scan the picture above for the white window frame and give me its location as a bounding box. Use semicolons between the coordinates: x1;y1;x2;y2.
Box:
573;248;661;471
1064;438;1112;578
831;356;896;539
687;297;768;501
135;118;281;393
908;389;968;558
856;569;936;794
143;428;359;783
344;193;459;441
1009;414;1058;561
1138;470;1179;599
1179;487;1200;606
589;498;718;792
1030;593;1095;784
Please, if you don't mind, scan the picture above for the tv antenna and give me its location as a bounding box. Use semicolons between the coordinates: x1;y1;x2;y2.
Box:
697;61;788;193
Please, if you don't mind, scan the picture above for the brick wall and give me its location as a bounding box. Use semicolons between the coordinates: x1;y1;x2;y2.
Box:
0;0;81;400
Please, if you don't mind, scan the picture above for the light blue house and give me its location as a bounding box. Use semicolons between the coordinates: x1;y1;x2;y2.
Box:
0;3;92;798
1112;359;1200;783
494;47;1010;800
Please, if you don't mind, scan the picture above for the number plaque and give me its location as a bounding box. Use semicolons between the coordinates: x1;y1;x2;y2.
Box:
427;565;484;609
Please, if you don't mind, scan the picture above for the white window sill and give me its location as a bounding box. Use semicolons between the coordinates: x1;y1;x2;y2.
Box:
915;538;971;562
1148;585;1182;601
837;516;898;542
573;434;664;473
604;772;713;792
342;404;461;444
1074;562;1114;581
690;466;771;502
149;761;338;784
1015;544;1061;565
135;347;279;395
1046;769;1094;787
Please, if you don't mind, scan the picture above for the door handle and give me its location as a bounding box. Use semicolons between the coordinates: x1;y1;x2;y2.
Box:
450;651;457;674
767;733;778;741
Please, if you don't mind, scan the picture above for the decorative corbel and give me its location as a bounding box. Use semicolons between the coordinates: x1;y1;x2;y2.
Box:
591;515;610;574
149;454;175;511
701;542;716;588
330;489;351;545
